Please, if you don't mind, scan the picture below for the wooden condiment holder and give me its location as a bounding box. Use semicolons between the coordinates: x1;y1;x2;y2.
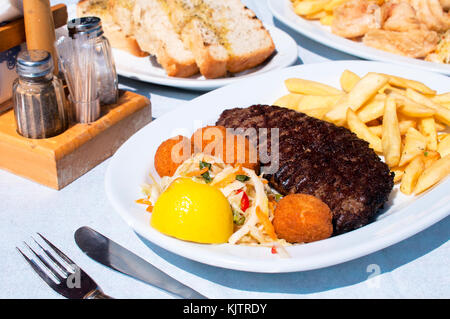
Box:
0;90;151;189
0;3;152;190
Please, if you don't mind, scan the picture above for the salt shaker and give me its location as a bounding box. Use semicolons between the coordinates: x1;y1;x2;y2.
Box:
67;17;119;105
12;50;68;139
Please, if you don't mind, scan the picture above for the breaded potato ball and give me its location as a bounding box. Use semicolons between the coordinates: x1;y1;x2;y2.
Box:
191;125;259;171
273;194;333;243
154;135;193;177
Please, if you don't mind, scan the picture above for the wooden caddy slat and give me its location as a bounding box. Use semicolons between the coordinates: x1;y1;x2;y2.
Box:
0;90;151;189
0;4;68;52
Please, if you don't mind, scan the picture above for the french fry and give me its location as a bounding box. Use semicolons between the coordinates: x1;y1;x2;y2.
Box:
320;14;334;26
414;154;450;194
298;107;331;120
305;10;327;20
340;69;360;93
324;0;348;11
435;122;447;131
294;0;329;16
382;97;401;167
380;74;436;95
357;94;386;123
347;109;383;153
421;150;441;169
400;156;425;195
325;73;389;126
405;88;450;126
437;134;450;158
380;84;406;95
418;117;438;151
369;120;417;137
389;91;436;117
398;120;418;135
391;166;405;183
398;127;427;167
368;125;382;137
273;93;303;109
285;78;343;96
438;133;449;142
431;92;450;106
296;95;342;111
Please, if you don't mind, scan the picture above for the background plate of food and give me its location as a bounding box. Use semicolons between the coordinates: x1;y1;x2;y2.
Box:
269;0;450;76
74;0;299;91
105;60;450;273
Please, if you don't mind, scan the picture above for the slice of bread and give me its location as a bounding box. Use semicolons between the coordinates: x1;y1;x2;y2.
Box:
77;0;275;78
77;0;148;57
163;0;275;75
166;0;228;78
131;0;199;77
198;0;275;73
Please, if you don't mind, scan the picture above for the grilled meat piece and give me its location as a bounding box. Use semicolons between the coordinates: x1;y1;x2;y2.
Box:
216;105;394;235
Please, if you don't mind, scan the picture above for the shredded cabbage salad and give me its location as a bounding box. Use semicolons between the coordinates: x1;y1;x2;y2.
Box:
140;153;290;257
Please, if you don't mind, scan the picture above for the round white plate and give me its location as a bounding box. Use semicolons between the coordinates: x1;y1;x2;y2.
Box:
105;61;450;273
112;25;299;91
269;0;450;76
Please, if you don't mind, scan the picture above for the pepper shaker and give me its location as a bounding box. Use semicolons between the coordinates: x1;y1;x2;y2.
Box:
67;16;119;105
12;50;68;139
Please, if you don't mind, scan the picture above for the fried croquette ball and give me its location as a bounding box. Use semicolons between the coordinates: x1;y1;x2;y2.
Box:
154;135;193;177
191;125;259;171
273;194;333;243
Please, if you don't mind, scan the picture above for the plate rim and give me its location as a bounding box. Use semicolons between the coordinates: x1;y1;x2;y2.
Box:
268;0;450;76
105;60;450;273
113;24;299;91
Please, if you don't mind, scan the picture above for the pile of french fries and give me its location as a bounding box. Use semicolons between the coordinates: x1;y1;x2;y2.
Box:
273;70;450;196
290;0;385;26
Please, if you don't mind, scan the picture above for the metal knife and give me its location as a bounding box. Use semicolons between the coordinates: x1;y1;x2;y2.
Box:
74;226;207;299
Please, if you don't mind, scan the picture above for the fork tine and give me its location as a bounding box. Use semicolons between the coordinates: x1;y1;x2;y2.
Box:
16;247;60;289
32;237;71;276
37;233;75;270
23;242;65;283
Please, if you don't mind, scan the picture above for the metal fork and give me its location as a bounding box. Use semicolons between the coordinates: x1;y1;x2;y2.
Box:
17;233;112;299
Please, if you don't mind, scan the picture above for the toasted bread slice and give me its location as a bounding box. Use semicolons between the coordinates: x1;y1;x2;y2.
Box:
77;0;148;57
131;0;199;77
164;0;275;75
199;0;275;73
166;0;228;78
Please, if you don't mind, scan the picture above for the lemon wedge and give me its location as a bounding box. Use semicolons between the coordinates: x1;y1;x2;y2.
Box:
151;178;233;244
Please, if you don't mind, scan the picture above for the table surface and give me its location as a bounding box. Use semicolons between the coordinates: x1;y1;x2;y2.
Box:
1;0;449;299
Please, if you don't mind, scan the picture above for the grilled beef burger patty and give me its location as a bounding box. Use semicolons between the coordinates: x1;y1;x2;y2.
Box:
216;105;394;235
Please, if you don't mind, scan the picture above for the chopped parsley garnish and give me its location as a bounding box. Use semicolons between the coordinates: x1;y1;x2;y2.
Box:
199;161;211;170
235;174;250;182
232;210;245;225
201;171;212;183
274;194;283;201
424;151;428;157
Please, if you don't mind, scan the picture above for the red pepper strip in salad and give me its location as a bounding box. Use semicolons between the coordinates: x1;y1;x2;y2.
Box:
235;189;250;212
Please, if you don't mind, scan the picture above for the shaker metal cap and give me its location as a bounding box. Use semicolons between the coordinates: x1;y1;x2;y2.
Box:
67;16;104;38
16;50;54;78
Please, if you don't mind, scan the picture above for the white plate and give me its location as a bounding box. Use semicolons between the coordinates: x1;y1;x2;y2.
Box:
105;61;450;273
269;0;450;76
112;25;298;91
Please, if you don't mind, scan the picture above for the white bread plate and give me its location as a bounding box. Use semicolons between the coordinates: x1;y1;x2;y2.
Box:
68;2;298;91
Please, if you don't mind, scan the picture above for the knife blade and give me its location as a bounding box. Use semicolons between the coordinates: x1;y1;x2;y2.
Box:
74;226;206;299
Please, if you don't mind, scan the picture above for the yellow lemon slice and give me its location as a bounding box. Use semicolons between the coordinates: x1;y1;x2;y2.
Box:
151;178;233;244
